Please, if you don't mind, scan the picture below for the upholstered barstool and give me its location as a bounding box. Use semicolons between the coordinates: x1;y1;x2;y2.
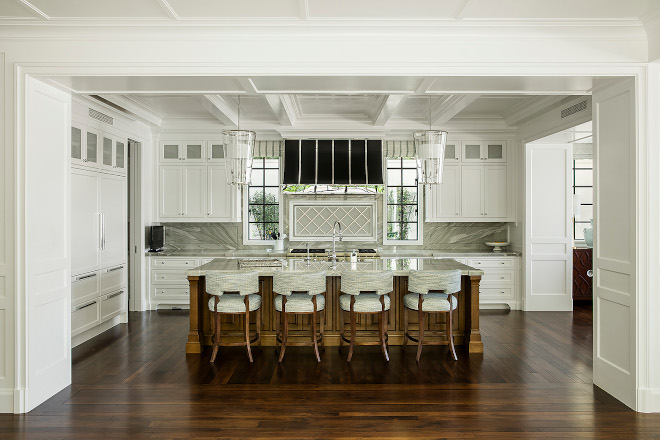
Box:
403;269;461;362
273;271;327;362
206;270;262;363
339;270;393;362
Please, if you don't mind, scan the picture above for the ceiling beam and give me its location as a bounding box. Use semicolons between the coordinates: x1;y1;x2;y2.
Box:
298;0;310;20
502;95;567;126
431;94;480;125
96;94;164;127
372;95;407;126
155;0;180;20
263;94;294;126
201;95;238;126
15;0;49;19
415;78;436;94
454;0;475;20
237;78;259;95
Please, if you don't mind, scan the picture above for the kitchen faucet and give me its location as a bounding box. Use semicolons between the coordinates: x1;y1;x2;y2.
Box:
331;221;343;261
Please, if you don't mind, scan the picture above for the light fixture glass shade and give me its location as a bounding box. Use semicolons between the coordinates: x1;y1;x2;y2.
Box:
222;130;256;185
413;130;447;184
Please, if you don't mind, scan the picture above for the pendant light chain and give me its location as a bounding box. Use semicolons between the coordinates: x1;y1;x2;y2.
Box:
237;94;241;131
428;96;432;131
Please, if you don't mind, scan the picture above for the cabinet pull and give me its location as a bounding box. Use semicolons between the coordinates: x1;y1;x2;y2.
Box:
75;300;97;311
75;273;98;281
107;265;124;273
107;290;124;299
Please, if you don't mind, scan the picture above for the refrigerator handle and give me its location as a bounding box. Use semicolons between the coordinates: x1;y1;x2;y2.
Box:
98;213;103;250
101;213;106;251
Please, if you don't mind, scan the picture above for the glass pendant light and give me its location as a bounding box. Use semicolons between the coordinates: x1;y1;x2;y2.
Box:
413;96;448;184
223;95;256;185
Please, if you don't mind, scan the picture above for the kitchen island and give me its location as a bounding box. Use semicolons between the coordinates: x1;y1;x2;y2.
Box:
186;258;484;354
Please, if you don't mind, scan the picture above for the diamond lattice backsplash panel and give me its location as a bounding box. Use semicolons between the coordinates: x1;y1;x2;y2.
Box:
291;202;377;241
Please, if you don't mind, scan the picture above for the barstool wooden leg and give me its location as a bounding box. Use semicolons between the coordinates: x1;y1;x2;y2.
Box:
210;310;220;363
403;307;409;348
279;308;288;363
312;298;320;362
379;311;389;362
447;303;457;361
244;303;253;363
256;306;262;350
319;307;325;350
338;307;345;352
348;298;356;362
416;308;425;362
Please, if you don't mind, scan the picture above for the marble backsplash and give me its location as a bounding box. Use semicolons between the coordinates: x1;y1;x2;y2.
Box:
160;221;508;252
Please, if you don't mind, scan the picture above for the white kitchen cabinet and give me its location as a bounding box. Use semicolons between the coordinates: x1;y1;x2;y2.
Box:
443;142;461;163
461;165;485;218
461;140;507;163
483;165;507;219
207;163;240;221
207;141;225;162
467;256;519;309
72;168;101;275
100;134;126;173
149;257;200;308
100;173;127;268
425;165;461;221
71;123;100;168
183;166;206;218
461;165;508;220
159;166;183;219
159;141;206;163
159;165;207;220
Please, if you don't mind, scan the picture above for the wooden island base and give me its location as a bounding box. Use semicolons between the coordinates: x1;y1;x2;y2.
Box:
187;273;483;354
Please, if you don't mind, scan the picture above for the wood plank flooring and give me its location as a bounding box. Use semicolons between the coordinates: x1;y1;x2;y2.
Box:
3;304;660;439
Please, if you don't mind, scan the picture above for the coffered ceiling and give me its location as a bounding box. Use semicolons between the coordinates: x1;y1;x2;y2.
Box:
1;0;658;23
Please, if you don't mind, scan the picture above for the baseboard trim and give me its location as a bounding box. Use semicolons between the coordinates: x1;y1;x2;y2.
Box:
0;389;13;413
638;388;660;413
72;315;123;348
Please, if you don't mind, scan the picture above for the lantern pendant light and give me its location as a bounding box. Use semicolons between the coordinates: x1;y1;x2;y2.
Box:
413;96;448;185
223;95;256;185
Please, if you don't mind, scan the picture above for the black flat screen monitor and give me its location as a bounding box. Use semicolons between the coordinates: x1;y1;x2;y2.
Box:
150;226;164;252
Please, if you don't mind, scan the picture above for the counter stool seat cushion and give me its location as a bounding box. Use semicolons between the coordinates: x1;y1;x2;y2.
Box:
207;294;261;314
404;293;457;312
339;293;391;313
274;293;325;313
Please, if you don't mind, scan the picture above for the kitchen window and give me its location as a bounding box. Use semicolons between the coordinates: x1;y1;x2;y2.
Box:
384;157;423;244
245;158;281;242
573;158;593;241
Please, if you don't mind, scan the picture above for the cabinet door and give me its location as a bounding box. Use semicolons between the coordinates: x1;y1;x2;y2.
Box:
461;141;483;162
461;165;484;218
182;166;206;218
444;142;461;163
484;141;507;163
160;141;182;162
100;173;127;269
182;141;205;163
207;141;225;162
71;124;84;164
207;164;232;220
484;165;507;219
101;134;114;171
71;168;100;275
426;165;460;221
159;166;183;219
114;139;126;172
85;129;100;166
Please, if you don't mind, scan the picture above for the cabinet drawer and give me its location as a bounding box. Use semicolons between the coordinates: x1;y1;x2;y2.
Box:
479;286;514;300
151;258;199;269
71;299;100;336
152;270;190;285
153;286;190;299
71;271;100;305
101;264;127;294
101;289;126;322
468;258;515;268
481;269;516;284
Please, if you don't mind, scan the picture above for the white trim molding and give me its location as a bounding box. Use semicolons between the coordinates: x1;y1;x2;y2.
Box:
289;199;378;242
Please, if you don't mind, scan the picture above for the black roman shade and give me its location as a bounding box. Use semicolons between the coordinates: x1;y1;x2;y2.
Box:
282;139;383;185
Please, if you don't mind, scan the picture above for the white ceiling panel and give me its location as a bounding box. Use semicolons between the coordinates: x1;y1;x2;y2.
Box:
224;95;279;121
25;0;169;18
129;95;211;118
296;94;382;118
464;0;653;20
456;96;528;117
250;76;424;93
306;0;465;20
167;0;301;19
0;1;39;19
427;76;605;94
61;76;246;94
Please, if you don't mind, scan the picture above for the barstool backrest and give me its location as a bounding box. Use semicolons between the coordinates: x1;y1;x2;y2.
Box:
206;270;259;296
341;270;393;296
408;269;461;295
273;271;326;296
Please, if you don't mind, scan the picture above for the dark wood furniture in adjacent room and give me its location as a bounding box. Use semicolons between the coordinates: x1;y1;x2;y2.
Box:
573;247;593;300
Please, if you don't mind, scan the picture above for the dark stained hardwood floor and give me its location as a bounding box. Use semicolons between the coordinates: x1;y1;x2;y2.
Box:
3;303;660;439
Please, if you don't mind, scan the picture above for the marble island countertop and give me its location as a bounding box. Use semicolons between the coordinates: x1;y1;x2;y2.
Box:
149;249;519;258
186;257;485;277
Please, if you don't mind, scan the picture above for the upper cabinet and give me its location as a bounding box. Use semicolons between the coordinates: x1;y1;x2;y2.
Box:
159;141;207;163
426;139;513;222
207;141;225;162
100;134;126;174
71;122;126;175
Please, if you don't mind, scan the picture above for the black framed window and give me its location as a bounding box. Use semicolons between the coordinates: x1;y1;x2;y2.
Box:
386;158;419;241
247;158;280;240
573;158;593;241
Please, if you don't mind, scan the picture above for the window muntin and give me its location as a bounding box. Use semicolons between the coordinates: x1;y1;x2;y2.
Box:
386;158;419;241
247;158;280;240
573;158;593;241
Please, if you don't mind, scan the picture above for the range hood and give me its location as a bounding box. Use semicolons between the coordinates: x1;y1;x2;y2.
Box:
282;139;383;185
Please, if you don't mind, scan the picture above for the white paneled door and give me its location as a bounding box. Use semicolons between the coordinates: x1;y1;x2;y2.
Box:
524;143;573;311
592;78;637;409
100;173;127;269
24;77;71;411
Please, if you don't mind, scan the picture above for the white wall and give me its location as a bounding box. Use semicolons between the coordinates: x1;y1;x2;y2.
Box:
0;25;658;412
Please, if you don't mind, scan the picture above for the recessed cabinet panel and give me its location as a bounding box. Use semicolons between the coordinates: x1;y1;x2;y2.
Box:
463;142;482;162
159;166;183;218
183;141;206;162
484;165;507;218
102;136;113;167
182;166;206;218
115;140;125;170
208;142;225;161
71;168;101;275
444;143;460;162
426;165;460;221
486;143;505;161
100;174;127;268
461;166;484;218
161;142;182;161
71;126;82;160
207;164;232;220
86;131;99;164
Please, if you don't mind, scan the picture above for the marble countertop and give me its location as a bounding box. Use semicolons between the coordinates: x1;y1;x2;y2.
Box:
186;257;485;277
149;249;520;258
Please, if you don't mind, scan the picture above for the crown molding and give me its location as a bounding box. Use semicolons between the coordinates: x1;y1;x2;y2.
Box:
96;94;164;127
502;95;568;127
